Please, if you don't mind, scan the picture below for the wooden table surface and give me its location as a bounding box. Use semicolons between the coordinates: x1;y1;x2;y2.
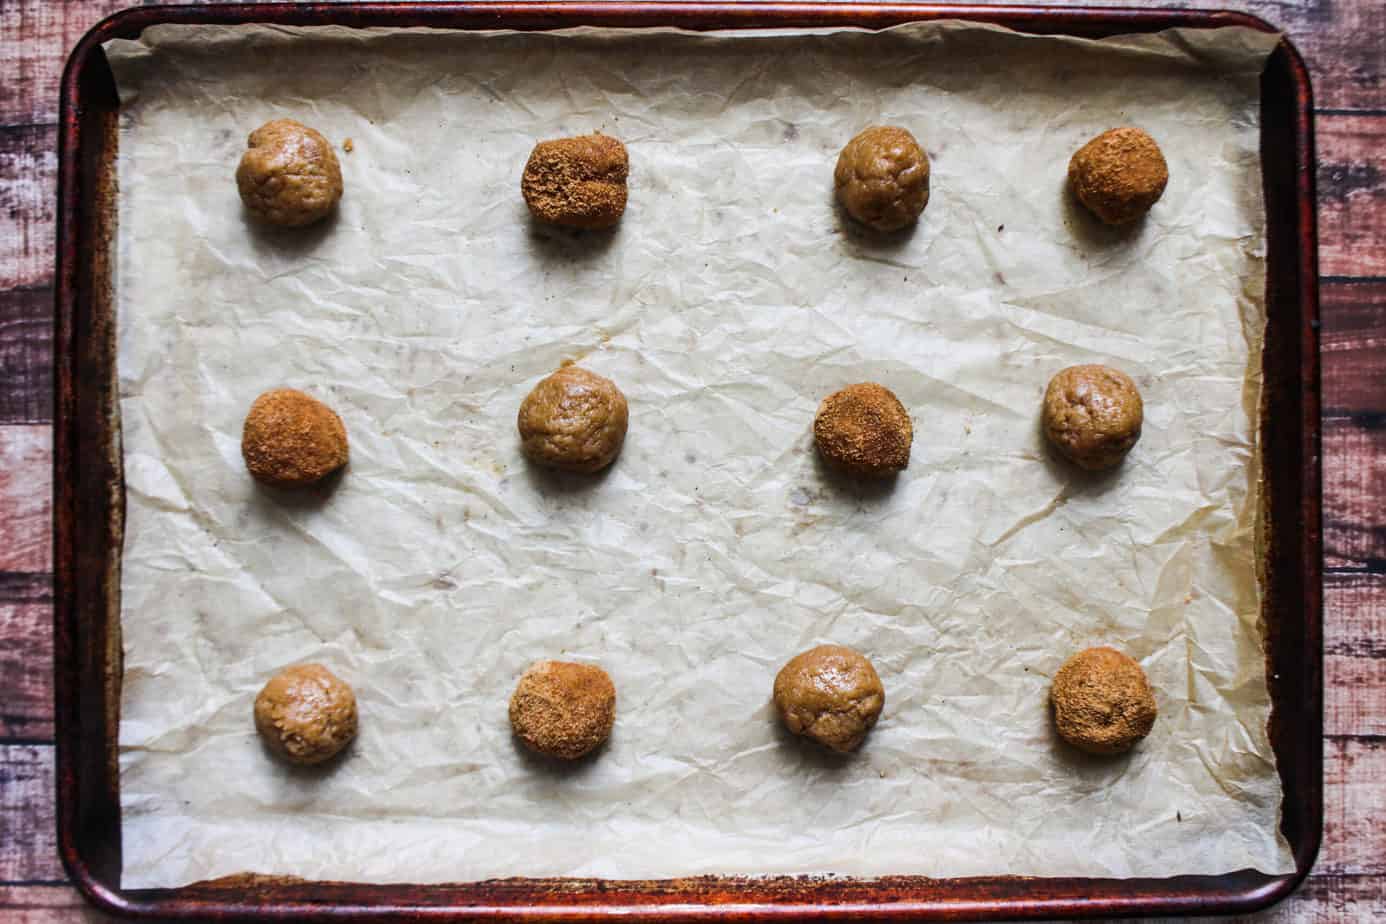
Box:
2;1;1382;921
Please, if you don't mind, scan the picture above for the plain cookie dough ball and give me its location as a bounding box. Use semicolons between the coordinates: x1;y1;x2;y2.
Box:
1068;127;1168;225
773;645;884;753
509;660;616;760
834;126;931;232
1051;647;1157;755
814;382;912;477
235;119;343;227
518;365;629;473
254;664;358;766
1041;365;1143;471
522;133;629;229
242;388;349;487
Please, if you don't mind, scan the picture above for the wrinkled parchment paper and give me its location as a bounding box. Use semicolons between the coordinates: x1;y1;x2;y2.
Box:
107;21;1291;888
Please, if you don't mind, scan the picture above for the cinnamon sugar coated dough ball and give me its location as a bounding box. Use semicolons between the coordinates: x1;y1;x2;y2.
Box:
254;664;358;766
1042;365;1143;471
813;383;912;477
241;389;349;487
774;645;884;753
509;661;616;760
521;133;629;229
235;119;343;227
518;365;629;473
1068;127;1168;225
834;126;931;232
1051;647;1157;755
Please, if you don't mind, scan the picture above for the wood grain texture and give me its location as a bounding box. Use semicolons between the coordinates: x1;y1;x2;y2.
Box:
0;571;54;606
1321;280;1386;418
0;285;54;425
1241;0;1386;112
2;0;1384;920
0;124;59;291
0;426;52;573
0;745;62;882
1317;115;1386;278
0;886;111;924
1325;573;1386;739
0;603;53;740
1227;875;1386;923
1323;737;1386;877
1324;417;1386;571
0;0;131;126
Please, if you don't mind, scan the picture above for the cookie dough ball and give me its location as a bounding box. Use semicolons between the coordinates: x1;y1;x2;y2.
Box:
1051;647;1157;755
522;133;629;229
518;365;628;473
1068;127;1168;225
242;388;349;487
235;119;343;227
509;660;616;760
834;126;931;232
1041;365;1143;471
773;645;884;753
254;664;358;766
814;382;912;477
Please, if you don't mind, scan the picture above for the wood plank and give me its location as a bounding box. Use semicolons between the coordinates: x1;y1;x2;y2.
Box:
0;426;50;574
0;603;53;742
0;0;130;126
1321;280;1386;418
1233;875;1386;923
1322;737;1386;878
0;124;58;292
0;286;53;425
0;573;52;606
0;0;1381;920
1323;416;1386;571
1240;0;1386;113
1317;114;1386;279
0;886;114;923
0;745;62;882
1325;573;1386;739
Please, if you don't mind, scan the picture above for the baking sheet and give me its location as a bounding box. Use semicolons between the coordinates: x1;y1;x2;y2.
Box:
105;20;1291;889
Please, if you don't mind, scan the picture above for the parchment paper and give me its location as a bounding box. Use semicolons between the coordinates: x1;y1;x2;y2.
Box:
106;21;1292;888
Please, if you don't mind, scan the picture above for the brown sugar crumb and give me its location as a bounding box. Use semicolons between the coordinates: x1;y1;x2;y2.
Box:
509;660;616;760
1050;646;1157;755
1068;127;1168;225
241;388;349;487
521;133;628;229
813;383;912;477
343;138;354;153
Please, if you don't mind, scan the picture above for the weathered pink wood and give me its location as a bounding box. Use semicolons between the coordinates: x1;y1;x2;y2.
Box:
2;0;1384;919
